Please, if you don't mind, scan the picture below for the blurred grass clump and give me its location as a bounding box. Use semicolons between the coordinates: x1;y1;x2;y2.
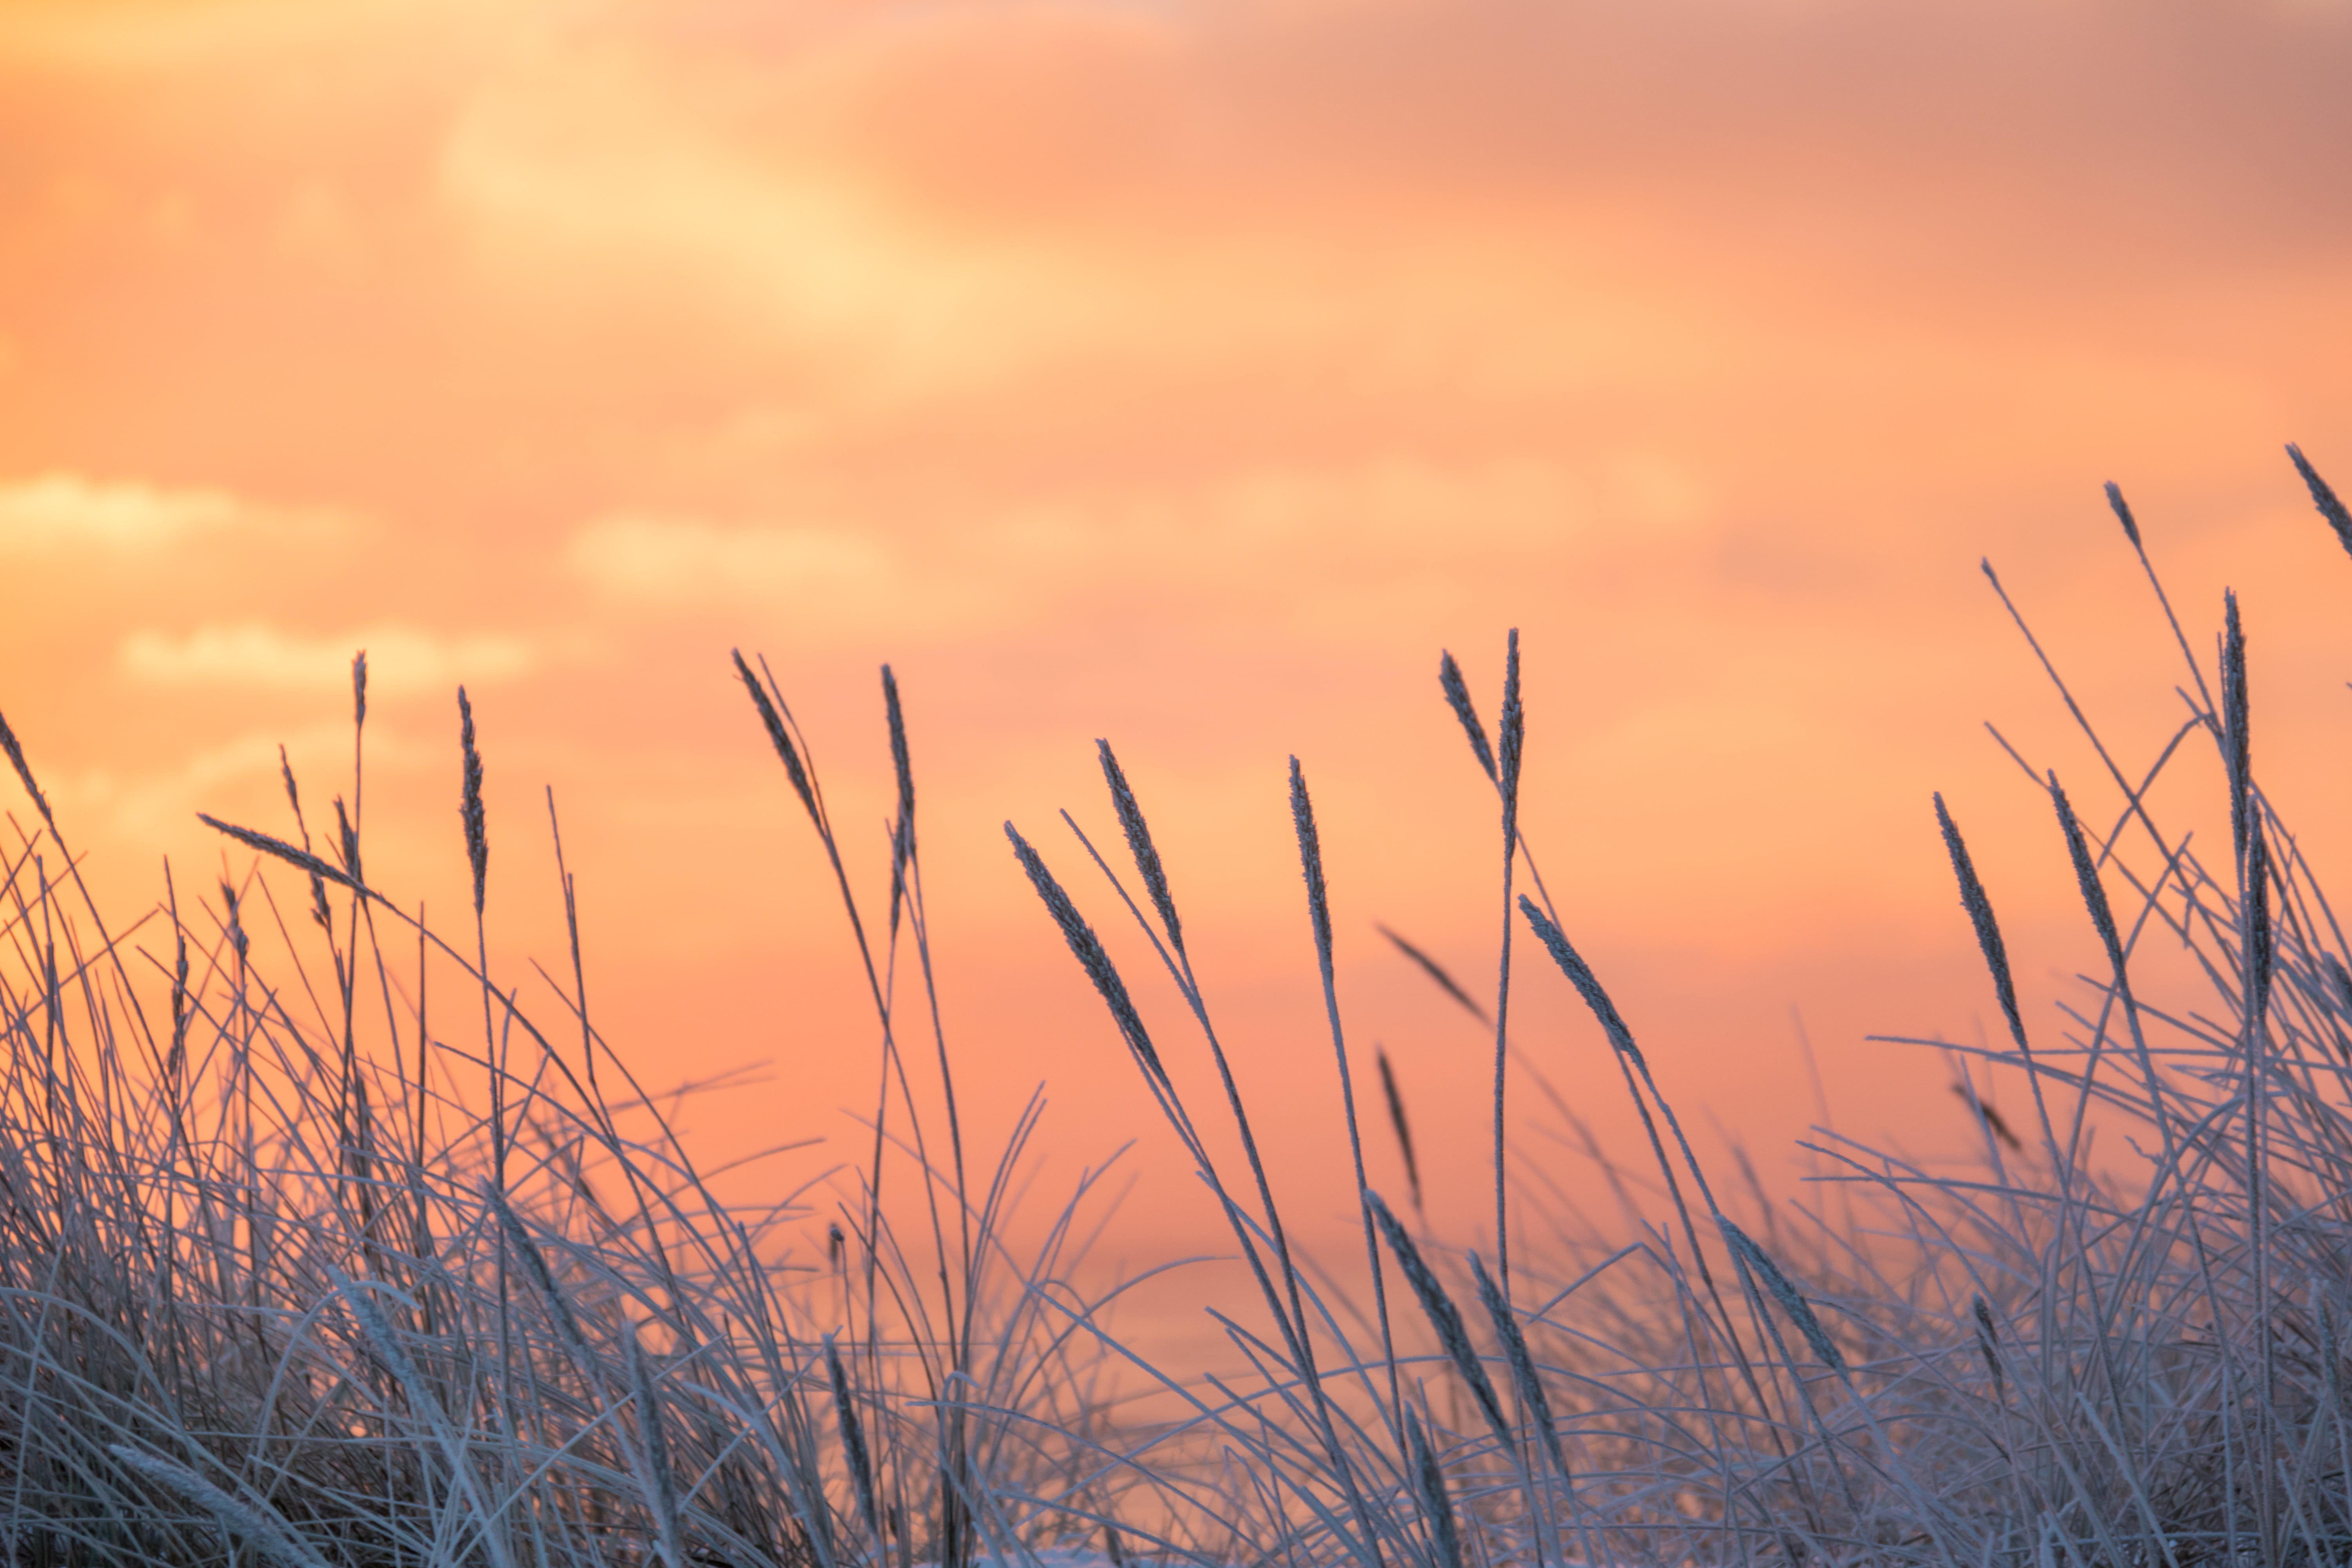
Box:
2;447;2352;1568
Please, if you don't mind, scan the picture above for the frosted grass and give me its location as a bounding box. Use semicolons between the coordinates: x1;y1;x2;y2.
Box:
0;445;2348;1566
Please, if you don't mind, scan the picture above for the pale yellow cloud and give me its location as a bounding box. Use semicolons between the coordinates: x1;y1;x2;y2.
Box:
0;0;479;69
438;43;1131;399
60;717;454;851
0;472;247;552
568;513;893;603
564;512;999;642
120;624;537;694
565;456;1711;648
426;8;1686;412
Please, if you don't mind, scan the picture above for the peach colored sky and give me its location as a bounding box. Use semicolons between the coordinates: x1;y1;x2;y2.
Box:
3;0;2351;1296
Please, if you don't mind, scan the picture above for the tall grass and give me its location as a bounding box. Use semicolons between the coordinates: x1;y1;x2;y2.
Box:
0;654;1168;1568
3;445;2351;1567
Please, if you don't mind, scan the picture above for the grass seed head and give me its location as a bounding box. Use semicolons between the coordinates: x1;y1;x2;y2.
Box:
1934;792;2027;1055
2048;772;2124;978
1498;629;1524;844
334;794;360;886
1376;1047;1423;1216
2288;443;2352;561
1952;1083;2022;1152
218;876;250;964
1377;924;1492;1026
199;813;354;895
2222;590;2251;862
1098;739;1184;958
1470;1250;1566;1481
458;686;488;916
0;707;52;826
110;1446;333;1568
493;1187;593;1367
2248;822;2275;1028
1720;1217;1844;1372
824;1332;882;1546
629;1325;686;1568
279;746;333;929
1972;1294;2005;1392
1438;650;1498;784
1404;1408;1464;1568
883;664;915;858
733;648;820;825
1517;895;1643;1067
1289;757;1336;974
276;742;307;838
885;664;916;931
1005;822;1170;1090
1368;1189;1512;1450
2104;481;2142;548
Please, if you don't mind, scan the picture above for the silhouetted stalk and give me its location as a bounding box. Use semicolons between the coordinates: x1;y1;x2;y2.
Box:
1289;757;1403;1441
1374;1048;1423;1219
1491;632;1524;1303
2223;592;2282;1566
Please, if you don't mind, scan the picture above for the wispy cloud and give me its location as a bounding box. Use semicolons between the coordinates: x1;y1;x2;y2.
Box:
120;624;536;694
0;0;470;69
0;473;251;552
439;37;1136;397
570;512;897;601
566;511;1028;644
562;457;1707;644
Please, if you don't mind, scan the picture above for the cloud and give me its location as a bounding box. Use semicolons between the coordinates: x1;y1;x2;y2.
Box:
120;623;537;694
569;513;895;603
0;0;475;70
567;511;1019;644
0;473;250;552
435;30;1161;397
561;456;1707;647
62;717;458;849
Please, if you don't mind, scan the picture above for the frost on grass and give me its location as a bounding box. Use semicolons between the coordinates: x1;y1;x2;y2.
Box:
5;446;2352;1568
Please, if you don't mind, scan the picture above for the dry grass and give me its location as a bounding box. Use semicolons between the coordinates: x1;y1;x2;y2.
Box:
2;449;2351;1567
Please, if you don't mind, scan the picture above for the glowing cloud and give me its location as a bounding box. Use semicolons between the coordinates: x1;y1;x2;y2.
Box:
120;624;536;694
570;513;895;603
0;474;249;552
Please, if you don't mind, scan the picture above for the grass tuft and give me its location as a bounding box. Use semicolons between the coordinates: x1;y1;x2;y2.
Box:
5;444;2352;1568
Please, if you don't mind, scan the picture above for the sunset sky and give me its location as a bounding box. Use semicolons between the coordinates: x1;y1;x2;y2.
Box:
3;0;2350;1308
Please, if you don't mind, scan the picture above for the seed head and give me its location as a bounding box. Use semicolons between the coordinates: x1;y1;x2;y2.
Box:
458;687;487;917
1439;650;1498;783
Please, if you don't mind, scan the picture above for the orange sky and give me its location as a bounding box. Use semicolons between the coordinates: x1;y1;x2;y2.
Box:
3;0;2351;1318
